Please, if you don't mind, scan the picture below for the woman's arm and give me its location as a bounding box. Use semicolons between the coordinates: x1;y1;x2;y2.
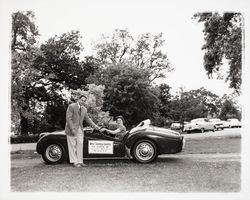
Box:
106;128;121;135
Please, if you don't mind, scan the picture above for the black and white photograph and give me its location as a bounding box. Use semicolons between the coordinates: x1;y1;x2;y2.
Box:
0;0;250;199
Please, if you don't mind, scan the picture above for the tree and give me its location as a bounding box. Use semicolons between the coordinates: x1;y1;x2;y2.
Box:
131;33;172;82
219;100;241;120
100;63;160;128
193;12;242;94
12;11;39;51
169;87;221;122
11;12;97;134
157;84;172;123
35;31;85;90
170;92;207;122
34;84;110;133
73;84;111;126
12;48;45;134
30;31;100;133
94;29;133;65
11;11;41;135
94;29;172;82
218;94;241;120
37;98;68;132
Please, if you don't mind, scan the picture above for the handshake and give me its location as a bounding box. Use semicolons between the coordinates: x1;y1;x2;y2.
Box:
99;127;107;132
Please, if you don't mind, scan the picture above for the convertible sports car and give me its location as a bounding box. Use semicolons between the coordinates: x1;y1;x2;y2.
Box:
36;119;185;164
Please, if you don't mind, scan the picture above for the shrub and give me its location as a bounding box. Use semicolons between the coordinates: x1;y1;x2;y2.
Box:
10;134;40;144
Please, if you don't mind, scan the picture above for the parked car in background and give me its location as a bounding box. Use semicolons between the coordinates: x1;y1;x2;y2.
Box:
221;120;230;128
226;118;241;128
170;122;183;131
208;118;224;130
183;118;216;133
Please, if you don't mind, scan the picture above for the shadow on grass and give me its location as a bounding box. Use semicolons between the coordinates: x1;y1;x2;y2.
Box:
157;157;183;163
32;156;183;170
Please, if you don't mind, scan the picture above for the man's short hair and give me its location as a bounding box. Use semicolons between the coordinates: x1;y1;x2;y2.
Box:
72;93;87;102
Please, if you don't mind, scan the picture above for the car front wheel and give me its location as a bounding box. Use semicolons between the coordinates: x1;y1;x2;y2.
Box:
132;139;158;163
42;142;68;164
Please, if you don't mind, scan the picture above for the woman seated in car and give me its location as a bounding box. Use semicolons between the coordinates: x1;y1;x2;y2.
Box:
102;115;127;141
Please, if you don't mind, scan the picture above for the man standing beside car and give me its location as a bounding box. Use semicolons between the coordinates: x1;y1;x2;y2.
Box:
65;94;100;168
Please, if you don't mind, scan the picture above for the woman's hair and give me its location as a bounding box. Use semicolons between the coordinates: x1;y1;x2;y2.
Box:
115;115;125;123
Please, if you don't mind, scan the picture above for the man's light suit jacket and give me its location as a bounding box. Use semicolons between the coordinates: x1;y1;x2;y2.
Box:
65;102;98;136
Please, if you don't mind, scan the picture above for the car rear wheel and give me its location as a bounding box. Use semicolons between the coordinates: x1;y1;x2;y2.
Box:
132;139;158;163
42;142;68;164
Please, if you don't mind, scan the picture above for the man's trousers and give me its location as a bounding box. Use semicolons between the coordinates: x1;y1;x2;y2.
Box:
66;127;84;164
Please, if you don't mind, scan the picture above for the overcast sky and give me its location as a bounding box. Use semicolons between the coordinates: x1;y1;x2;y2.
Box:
3;0;248;97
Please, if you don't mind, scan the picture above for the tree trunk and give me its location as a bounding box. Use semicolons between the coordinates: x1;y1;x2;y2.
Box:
20;114;29;135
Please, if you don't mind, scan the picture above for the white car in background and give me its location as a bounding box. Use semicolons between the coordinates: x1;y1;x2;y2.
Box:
220;120;230;128
208;118;224;130
170;122;183;130
226;118;241;128
183;118;216;133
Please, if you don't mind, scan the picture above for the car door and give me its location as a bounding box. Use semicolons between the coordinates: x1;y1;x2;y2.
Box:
83;129;126;158
197;119;206;130
202;118;212;130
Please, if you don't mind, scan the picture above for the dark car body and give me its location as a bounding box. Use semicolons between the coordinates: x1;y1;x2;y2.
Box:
36;119;185;164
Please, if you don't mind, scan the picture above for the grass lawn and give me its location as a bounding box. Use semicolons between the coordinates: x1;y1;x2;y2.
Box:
10;137;241;192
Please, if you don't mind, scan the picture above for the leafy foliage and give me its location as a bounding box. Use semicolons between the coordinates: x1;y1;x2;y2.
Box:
11;11;39;51
157;84;172;118
99;64;160;128
11;11;100;134
11;11;242;135
94;29;172;82
193;12;242;94
30;32;102;133
168;87;222;122
70;85;111;127
218;95;241;120
11;11;41;134
35;31;85;90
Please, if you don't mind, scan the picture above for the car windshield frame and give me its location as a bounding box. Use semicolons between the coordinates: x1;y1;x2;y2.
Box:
129;119;151;133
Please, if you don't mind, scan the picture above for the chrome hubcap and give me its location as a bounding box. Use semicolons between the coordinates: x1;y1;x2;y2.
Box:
45;144;62;162
135;142;154;161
